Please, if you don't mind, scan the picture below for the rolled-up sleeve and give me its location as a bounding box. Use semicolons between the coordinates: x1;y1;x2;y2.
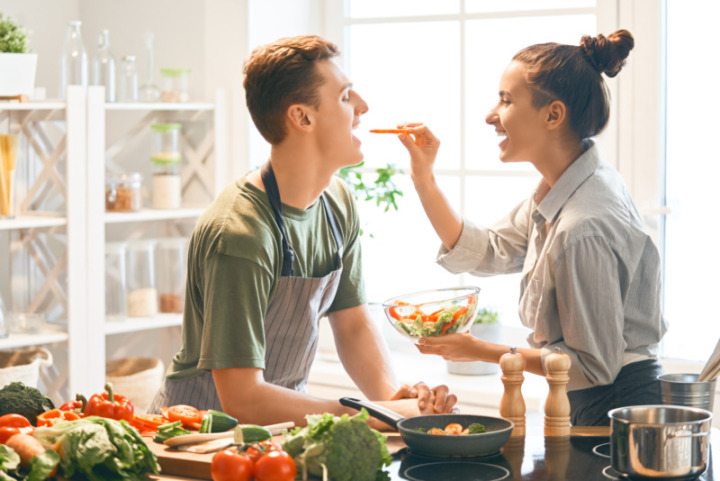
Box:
437;199;532;276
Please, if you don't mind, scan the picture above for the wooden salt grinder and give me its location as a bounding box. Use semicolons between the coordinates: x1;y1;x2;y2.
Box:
500;347;526;437
544;348;571;437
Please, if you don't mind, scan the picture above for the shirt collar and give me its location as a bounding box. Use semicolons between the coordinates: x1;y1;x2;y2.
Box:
534;140;600;222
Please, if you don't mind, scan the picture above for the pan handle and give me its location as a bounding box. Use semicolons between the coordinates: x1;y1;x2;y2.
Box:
339;397;403;430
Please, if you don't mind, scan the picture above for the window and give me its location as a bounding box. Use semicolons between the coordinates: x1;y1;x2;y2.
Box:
332;1;605;330
662;0;720;362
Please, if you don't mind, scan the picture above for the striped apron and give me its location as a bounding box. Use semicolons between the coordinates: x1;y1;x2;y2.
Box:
148;162;344;412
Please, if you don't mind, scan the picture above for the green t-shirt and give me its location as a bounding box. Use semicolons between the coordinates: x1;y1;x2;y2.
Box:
166;175;366;380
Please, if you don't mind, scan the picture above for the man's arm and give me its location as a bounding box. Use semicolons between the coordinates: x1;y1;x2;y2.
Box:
328;304;398;400
213;367;430;428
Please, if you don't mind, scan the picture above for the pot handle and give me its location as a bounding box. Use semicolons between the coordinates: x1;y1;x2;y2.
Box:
339;397;403;430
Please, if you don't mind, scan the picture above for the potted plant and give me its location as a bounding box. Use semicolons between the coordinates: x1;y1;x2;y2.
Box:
0;13;37;98
447;307;502;375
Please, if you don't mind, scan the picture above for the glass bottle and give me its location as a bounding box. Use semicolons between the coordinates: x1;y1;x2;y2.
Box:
126;239;158;317
155;238;187;313
139;33;161;102
91;29;116;102
105;242;127;321
118;55;138;102
150;123;182;209
59;20;88;99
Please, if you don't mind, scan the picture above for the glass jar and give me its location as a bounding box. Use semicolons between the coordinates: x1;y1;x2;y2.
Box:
105;242;127;321
155;238;188;313
106;172;142;212
160;68;191;102
150;123;182;209
118;55;138;102
126;239;158;317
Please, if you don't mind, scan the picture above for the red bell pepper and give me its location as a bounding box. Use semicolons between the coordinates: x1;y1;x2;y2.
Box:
59;393;88;415
36;409;81;427
0;414;34;444
84;382;134;422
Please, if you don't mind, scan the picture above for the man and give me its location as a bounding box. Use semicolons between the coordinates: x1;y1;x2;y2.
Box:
149;35;457;426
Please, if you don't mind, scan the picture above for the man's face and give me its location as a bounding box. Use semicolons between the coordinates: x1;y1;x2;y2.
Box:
311;59;369;168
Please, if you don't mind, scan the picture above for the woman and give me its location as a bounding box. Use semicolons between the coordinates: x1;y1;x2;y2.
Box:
396;30;667;426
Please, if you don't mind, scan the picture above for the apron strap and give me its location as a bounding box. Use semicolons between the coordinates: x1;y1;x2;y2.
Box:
319;193;343;268
261;162;295;276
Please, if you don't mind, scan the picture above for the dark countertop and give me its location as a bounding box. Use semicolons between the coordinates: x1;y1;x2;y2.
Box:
382;427;717;481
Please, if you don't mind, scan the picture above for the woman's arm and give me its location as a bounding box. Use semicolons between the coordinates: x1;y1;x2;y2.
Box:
398;124;464;251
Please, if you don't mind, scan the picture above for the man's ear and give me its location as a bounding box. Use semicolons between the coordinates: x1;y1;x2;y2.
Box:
287;104;314;132
545;100;567;130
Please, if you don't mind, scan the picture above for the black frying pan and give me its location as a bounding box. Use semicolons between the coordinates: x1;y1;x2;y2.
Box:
340;397;514;458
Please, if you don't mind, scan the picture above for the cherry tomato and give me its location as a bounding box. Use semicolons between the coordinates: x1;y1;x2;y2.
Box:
0;414;33;443
166;404;203;428
254;450;296;481
210;448;254;481
245;439;282;463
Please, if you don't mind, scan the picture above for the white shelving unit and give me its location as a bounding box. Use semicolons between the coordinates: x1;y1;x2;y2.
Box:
1;87;227;403
84;86;227;392
0;87;88;401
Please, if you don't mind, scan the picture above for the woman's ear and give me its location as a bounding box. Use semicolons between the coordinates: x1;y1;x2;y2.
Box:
287;104;315;133
545;100;567;130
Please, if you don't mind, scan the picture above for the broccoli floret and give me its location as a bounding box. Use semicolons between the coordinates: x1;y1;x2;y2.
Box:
0;382;55;426
468;423;486;434
282;409;392;481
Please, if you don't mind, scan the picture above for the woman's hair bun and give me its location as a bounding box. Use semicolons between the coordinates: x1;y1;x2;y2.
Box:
580;29;634;78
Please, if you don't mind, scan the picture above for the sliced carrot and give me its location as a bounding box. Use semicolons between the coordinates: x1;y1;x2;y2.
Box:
369;129;412;134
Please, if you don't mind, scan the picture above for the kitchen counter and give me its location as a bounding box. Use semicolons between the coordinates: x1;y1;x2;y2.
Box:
148;426;719;480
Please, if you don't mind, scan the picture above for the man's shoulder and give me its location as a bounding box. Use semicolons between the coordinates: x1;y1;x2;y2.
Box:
193;179;277;257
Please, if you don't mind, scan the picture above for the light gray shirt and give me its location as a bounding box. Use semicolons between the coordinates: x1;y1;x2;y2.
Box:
437;142;667;391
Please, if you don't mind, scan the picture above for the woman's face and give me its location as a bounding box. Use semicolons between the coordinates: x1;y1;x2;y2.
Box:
485;61;549;164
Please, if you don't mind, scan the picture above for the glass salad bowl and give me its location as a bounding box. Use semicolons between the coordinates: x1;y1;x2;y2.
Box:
382;287;480;340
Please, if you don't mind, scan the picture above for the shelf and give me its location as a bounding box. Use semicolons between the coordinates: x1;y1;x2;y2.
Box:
0;324;69;350
0;101;66;111
104;313;183;335
104;207;206;224
105;102;214;111
0;215;68;231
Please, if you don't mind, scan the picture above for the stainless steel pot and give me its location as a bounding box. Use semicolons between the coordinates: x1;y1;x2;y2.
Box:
608;405;712;479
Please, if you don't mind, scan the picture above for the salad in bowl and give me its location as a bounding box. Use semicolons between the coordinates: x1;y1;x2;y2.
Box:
382;287;480;339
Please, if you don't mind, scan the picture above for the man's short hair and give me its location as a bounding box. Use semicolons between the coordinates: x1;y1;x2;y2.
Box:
243;35;340;145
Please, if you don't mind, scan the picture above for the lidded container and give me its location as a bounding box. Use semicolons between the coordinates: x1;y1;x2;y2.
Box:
105;242;127;321
160;68;191;102
126;239;158;317
155;237;188;313
150;123;182;209
106;172;142;212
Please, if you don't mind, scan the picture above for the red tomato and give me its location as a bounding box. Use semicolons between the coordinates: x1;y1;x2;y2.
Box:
245;439;282;463
0;414;33;443
254;450;296;481
166;404;203;427
210;448;254;481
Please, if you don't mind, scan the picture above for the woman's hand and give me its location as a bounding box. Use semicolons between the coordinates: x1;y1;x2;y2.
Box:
397;123;441;184
415;333;484;362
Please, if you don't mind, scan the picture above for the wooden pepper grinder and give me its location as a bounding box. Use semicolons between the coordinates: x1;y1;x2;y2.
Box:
544;347;571;437
500;347;526;437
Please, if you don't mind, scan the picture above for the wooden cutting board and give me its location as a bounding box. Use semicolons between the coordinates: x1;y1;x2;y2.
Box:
145;432;408;480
